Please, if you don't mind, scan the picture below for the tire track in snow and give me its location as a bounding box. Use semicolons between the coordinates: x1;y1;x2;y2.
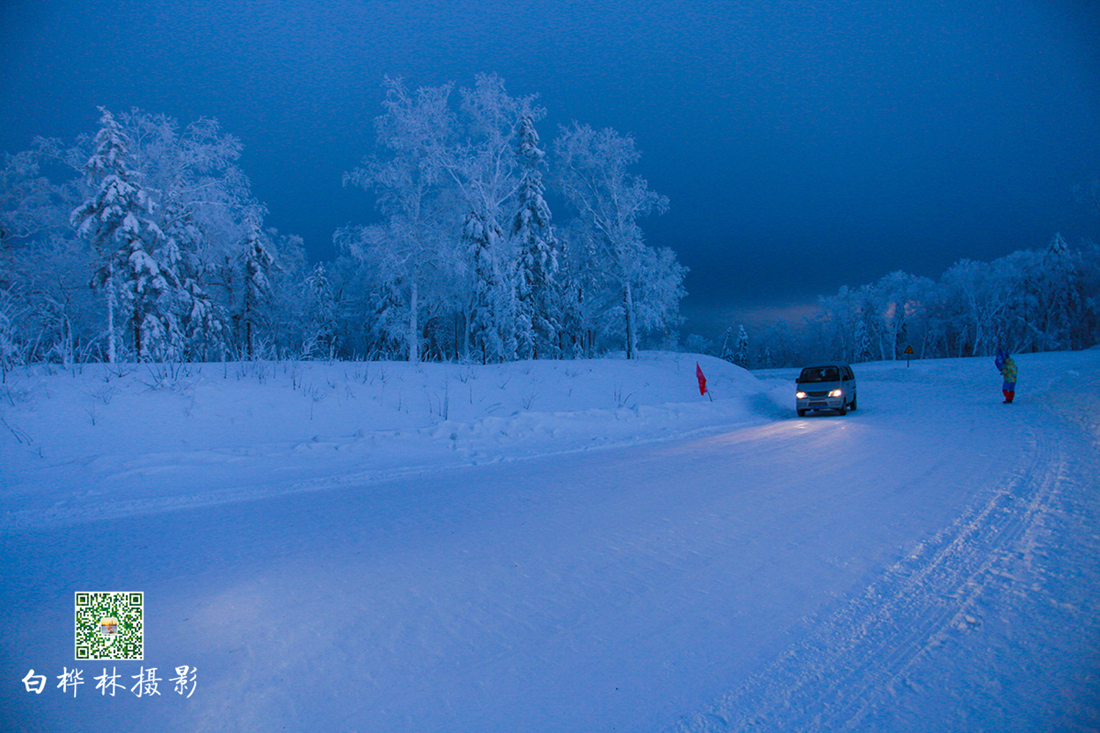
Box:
667;417;1066;733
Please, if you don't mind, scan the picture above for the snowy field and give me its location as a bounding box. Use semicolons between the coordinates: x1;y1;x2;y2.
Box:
1;350;1098;731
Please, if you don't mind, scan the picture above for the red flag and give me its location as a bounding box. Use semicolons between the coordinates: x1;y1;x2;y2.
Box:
696;362;707;395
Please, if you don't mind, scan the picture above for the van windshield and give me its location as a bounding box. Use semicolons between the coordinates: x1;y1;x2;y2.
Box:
799;367;839;383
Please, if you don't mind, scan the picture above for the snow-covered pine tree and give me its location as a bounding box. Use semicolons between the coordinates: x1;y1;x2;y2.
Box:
71;108;181;361
302;262;338;358
123;112;254;361
719;326;734;362
155;198;224;361
239;220;276;359
463;209;507;363
551;224;593;357
735;324;749;368
512;113;560;360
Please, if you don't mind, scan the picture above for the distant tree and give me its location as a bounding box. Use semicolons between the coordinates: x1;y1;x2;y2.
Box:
852;317;872;363
263;230;308;356
817;286;859;362
0;137;109;365
941;258;1019;356
1027;232;1087;351
718;326;734;362
683;333;714;356
0;140;81;250
762;319;798;367
866;271;935;360
553;221;601;357
734;324;749;368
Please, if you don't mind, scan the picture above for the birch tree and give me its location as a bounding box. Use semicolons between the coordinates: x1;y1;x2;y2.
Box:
554;123;676;358
341;78;457;364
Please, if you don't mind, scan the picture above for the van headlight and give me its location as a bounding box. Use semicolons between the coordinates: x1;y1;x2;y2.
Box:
796;391;807;399
829;389;843;398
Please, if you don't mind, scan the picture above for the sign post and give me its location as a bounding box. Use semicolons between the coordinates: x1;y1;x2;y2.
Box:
903;344;914;367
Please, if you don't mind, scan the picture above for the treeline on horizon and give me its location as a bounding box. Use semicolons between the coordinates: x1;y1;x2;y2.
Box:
702;231;1100;370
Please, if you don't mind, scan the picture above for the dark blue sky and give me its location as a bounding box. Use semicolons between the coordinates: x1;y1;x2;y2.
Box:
3;0;1098;337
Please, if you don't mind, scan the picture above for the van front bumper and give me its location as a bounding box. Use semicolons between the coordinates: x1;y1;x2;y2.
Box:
797;396;844;411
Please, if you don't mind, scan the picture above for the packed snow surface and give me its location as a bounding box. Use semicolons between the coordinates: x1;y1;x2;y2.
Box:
1;350;1097;731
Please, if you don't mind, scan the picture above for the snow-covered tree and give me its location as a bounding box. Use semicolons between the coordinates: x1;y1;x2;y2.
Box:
734;324;749;368
554;123;679;358
512;112;561;359
261;230;307;356
1028;232;1085;351
553;222;601;357
461;207;509;361
0;140;82;250
236;220;276;358
865;271;934;360
683;333;715;356
116;110;262;360
941;258;1019;356
445;75;542;363
631;245;687;350
761;319;799;367
2;108;276;363
341;78;457;364
0;139;99;364
718;327;734;362
71;108;181;361
0;283;23;379
302;263;339;358
852;317;872;363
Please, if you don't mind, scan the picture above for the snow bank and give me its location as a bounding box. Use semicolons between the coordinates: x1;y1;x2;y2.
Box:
0;352;767;530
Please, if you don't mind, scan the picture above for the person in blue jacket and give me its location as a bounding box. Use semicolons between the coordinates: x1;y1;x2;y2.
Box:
995;348;1017;403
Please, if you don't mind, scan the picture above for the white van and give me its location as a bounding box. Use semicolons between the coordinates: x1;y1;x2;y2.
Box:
795;362;857;416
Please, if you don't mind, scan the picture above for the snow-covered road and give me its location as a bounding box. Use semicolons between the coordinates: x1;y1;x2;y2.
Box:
2;353;1098;732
